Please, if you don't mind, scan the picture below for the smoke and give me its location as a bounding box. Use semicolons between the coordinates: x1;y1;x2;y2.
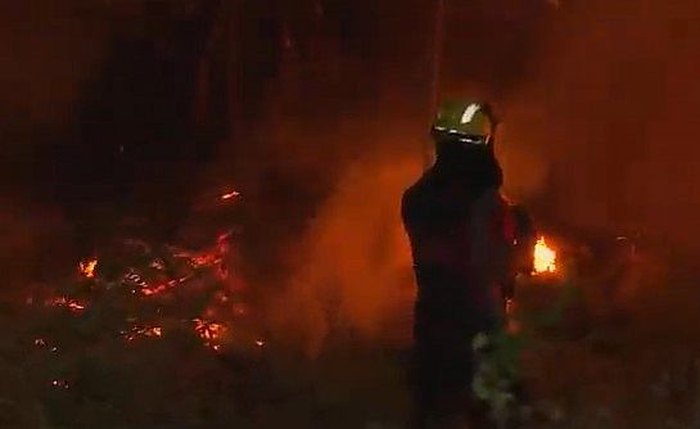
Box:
10;0;696;354
266;151;422;356
259;1;556;354
261;0;700;354
502;0;700;250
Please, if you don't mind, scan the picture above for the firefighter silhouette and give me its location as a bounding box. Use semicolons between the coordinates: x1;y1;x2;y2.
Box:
402;100;531;427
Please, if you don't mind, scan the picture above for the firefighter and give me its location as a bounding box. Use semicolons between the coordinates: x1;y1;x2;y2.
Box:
402;99;519;428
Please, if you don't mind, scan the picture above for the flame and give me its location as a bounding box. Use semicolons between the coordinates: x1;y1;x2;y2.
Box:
79;258;98;278
533;236;557;274
193;318;226;351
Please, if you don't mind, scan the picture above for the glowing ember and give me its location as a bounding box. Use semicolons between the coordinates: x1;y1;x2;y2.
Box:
255;339;266;348
78;258;98;278
137;276;187;297
34;338;59;352
123;270;148;288
193;318;226;350
191;253;220;268
140;283;171;297
51;379;70;389
48;297;87;314
220;190;240;201
122;325;163;342
533;236;557;274
149;259;166;270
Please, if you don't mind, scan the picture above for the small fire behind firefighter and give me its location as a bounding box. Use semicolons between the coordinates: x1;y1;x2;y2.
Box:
401;99;534;427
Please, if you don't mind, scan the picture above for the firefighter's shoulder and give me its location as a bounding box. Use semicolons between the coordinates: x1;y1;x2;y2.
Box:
401;172;438;224
402;171;435;203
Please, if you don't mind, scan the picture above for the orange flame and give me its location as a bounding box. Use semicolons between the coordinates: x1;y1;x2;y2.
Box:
79;258;98;278
193;318;226;351
533;236;557;274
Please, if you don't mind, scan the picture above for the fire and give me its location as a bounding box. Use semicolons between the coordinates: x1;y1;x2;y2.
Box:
140;282;172;297
190;253;220;268
193;318;225;340
48;296;88;314
533;236;557;274
79;258;98;278
122;325;163;342
192;318;226;351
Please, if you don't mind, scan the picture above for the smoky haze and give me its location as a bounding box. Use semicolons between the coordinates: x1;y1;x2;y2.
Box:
265;0;700;353
501;0;700;249
2;0;699;353
262;0;557;354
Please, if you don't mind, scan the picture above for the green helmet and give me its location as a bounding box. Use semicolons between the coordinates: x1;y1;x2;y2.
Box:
431;100;496;145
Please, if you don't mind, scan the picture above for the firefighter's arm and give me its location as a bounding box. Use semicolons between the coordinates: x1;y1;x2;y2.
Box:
471;191;518;296
511;204;537;276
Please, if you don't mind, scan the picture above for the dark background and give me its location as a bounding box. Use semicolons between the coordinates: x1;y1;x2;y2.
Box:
2;0;699;292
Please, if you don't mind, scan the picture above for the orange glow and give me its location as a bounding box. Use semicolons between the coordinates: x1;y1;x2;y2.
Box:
192;318;226;351
48;296;87;314
220;190;240;201
79;258;98;278
533;236;557;274
191;253;220;268
122;325;163;342
140;283;171;296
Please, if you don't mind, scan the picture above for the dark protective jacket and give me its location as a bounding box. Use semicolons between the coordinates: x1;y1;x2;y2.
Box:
401;149;517;399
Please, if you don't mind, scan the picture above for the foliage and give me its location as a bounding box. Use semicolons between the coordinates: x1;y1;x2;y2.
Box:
472;330;527;428
471;261;585;427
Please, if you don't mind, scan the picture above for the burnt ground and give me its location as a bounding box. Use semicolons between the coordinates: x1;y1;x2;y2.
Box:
1;208;700;429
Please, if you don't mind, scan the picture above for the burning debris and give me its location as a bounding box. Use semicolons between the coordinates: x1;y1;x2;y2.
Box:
533;236;557;275
192;318;227;351
139;281;176;297
46;296;88;314
78;258;98;279
25;187;267;406
121;325;163;342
